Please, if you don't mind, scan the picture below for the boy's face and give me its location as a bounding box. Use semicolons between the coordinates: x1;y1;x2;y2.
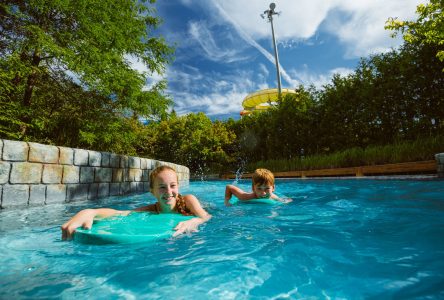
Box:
253;183;275;199
152;169;179;211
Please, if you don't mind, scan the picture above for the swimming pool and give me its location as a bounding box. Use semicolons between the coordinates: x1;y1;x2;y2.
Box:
1;178;444;299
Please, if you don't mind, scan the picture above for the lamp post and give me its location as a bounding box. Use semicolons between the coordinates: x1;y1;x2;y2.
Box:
262;3;282;98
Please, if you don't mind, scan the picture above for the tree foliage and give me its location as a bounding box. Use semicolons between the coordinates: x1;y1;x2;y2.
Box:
141;113;236;174
385;0;444;68
230;40;444;169
1;0;443;175
0;0;173;149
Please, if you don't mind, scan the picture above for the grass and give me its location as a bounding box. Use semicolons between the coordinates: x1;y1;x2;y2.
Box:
246;136;444;172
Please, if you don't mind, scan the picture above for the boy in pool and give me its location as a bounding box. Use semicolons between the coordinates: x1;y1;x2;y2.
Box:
225;168;290;206
61;165;211;239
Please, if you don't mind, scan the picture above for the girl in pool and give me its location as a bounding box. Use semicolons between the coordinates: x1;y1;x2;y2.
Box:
61;165;211;240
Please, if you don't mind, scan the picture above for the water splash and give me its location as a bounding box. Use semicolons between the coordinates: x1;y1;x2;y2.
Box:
233;158;247;184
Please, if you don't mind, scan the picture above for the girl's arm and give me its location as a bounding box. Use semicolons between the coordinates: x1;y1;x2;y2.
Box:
61;208;130;240
134;203;158;212
173;195;211;237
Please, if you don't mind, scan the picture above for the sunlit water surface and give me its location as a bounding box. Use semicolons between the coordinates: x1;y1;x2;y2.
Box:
1;178;444;299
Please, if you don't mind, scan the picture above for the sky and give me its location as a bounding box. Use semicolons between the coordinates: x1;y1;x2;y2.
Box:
136;0;425;120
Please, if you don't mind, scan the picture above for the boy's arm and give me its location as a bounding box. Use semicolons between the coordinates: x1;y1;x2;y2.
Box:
174;195;211;237
225;185;234;206
270;193;293;203
225;185;255;206
61;208;130;240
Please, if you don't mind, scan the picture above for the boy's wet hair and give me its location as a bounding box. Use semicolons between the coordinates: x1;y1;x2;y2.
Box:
149;165;177;189
252;168;275;186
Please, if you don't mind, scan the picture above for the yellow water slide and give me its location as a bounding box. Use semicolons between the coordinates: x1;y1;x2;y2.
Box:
240;88;297;116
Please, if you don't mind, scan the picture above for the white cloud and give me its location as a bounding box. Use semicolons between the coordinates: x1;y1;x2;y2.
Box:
212;0;333;40
188;21;248;63
125;54;149;74
208;0;424;58
165;66;260;116
162;0;426;118
125;54;168;91
210;1;301;86
326;0;426;57
290;65;354;89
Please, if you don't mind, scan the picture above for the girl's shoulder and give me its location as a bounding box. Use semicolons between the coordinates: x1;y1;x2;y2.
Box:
181;194;198;201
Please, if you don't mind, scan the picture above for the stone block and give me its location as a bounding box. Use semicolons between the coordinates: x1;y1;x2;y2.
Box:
153;160;162;168
28;142;59;163
10;162;42;184
98;183;110;198
140;158;147;169
89;151;101;167
130;182;138;193
121;182;130;194
124;169;131;182
2;184;29;207
63;165;80;183
67;184;89;201
95;167;112;183
73;149;89;166
59;147;74;165
110;154;120;168
109;183;121;196
128;156;141;169
112;168;124;182
120;156;129;168
141;169;149;182
2;140;29;161
137;182;144;192
42;164;63;183
29;185;46;205
132;169;143;182
143;182;150;192
46;184;66;204
88;183;99;200
101;152;110;167
0;161;11;184
127;168;138;181
80;166;94;183
146;159;153;170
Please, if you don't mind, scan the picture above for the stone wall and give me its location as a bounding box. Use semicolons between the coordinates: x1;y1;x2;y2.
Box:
436;153;444;178
0;139;189;208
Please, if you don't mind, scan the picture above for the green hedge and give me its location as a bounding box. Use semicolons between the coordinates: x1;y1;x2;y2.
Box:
247;136;444;172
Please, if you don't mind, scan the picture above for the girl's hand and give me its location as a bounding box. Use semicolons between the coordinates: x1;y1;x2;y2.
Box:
173;218;200;237
61;209;96;240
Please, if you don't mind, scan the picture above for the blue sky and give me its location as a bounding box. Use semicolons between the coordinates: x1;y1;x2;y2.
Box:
134;0;425;120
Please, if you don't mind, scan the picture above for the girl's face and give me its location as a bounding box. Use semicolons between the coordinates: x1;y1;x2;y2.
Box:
152;170;179;211
253;183;274;199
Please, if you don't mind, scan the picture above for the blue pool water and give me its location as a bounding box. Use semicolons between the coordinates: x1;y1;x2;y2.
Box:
1;178;444;299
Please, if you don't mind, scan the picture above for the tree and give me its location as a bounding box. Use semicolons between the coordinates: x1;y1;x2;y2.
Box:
141;113;237;174
385;0;444;69
0;0;174;142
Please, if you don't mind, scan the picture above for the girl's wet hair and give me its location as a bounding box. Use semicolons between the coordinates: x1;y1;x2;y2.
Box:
252;168;275;186
149;165;178;189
